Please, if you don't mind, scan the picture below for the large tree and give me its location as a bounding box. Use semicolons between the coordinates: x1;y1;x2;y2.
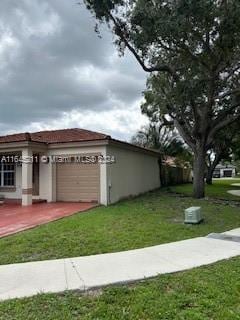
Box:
84;0;240;198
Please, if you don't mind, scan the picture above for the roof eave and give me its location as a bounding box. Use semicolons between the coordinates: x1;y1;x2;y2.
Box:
0;140;48;152
108;138;161;157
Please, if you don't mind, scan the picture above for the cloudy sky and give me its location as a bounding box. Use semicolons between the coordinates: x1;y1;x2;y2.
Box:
0;0;148;141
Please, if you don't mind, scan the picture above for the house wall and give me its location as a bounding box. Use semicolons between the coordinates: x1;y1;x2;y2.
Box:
106;145;160;204
39;160;52;202
219;168;236;178
0;144;160;205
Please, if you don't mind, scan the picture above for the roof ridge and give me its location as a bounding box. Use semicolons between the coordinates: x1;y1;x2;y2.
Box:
0;132;25;138
74;128;109;136
0;128;111;144
32;127;110;137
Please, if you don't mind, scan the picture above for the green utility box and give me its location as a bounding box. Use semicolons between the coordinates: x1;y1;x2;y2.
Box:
184;206;203;224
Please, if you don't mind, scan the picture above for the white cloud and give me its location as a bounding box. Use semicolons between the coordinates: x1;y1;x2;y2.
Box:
0;27;20;67
15;1;62;39
0;0;147;142
8;101;148;141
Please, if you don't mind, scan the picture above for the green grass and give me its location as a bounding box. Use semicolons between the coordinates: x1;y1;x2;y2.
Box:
170;178;240;200
0;179;239;265
1;257;240;320
0;179;240;319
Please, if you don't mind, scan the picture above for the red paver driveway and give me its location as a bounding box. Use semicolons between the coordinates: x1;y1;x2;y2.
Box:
0;202;97;238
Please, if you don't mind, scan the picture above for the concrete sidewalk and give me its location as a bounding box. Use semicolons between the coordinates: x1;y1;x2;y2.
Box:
0;228;240;301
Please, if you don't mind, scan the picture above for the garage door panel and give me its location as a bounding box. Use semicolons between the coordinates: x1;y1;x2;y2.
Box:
57;177;99;183
58;177;99;182
57;191;99;196
223;170;232;177
57;173;99;178
57;192;99;197
58;173;99;178
57;187;99;193
57;184;99;189
56;158;100;202
57;170;99;176
57;164;98;169
58;167;99;171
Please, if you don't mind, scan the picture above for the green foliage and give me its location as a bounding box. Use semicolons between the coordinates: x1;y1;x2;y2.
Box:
84;0;240;78
83;0;124;21
132;123;179;151
84;0;240;197
131;123;193;164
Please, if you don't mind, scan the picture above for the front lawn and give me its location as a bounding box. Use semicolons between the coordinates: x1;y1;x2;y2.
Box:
1;256;240;320
0;179;239;265
0;179;240;319
170;178;240;200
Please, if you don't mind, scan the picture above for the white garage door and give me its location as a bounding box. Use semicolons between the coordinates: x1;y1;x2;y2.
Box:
56;159;100;202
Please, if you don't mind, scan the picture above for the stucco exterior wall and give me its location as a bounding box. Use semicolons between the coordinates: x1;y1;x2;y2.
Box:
106;145;160;204
0;144;160;206
39;160;53;202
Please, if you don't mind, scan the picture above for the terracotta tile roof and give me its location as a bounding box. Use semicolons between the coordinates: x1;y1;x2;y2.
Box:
0;128;110;144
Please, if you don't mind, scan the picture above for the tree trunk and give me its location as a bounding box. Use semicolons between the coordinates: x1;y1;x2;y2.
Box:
206;166;214;185
193;147;206;198
206;153;222;185
158;156;165;187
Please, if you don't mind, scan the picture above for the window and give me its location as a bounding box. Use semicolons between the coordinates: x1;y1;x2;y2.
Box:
0;163;15;187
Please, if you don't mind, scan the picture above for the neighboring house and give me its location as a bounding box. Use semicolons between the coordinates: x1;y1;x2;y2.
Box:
163;156;191;169
161;156;192;186
0;128;160;206
213;164;237;178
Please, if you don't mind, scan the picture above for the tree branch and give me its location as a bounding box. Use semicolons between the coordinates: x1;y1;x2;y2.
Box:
174;119;195;150
108;13;178;78
215;88;240;101
212;102;240;127
207;113;240;147
221;64;240;81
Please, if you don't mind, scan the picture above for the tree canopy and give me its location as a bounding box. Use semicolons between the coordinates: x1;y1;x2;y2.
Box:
131;123;192;161
84;0;240;198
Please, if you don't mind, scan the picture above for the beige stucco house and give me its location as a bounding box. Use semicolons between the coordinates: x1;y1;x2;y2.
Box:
0;128;161;206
